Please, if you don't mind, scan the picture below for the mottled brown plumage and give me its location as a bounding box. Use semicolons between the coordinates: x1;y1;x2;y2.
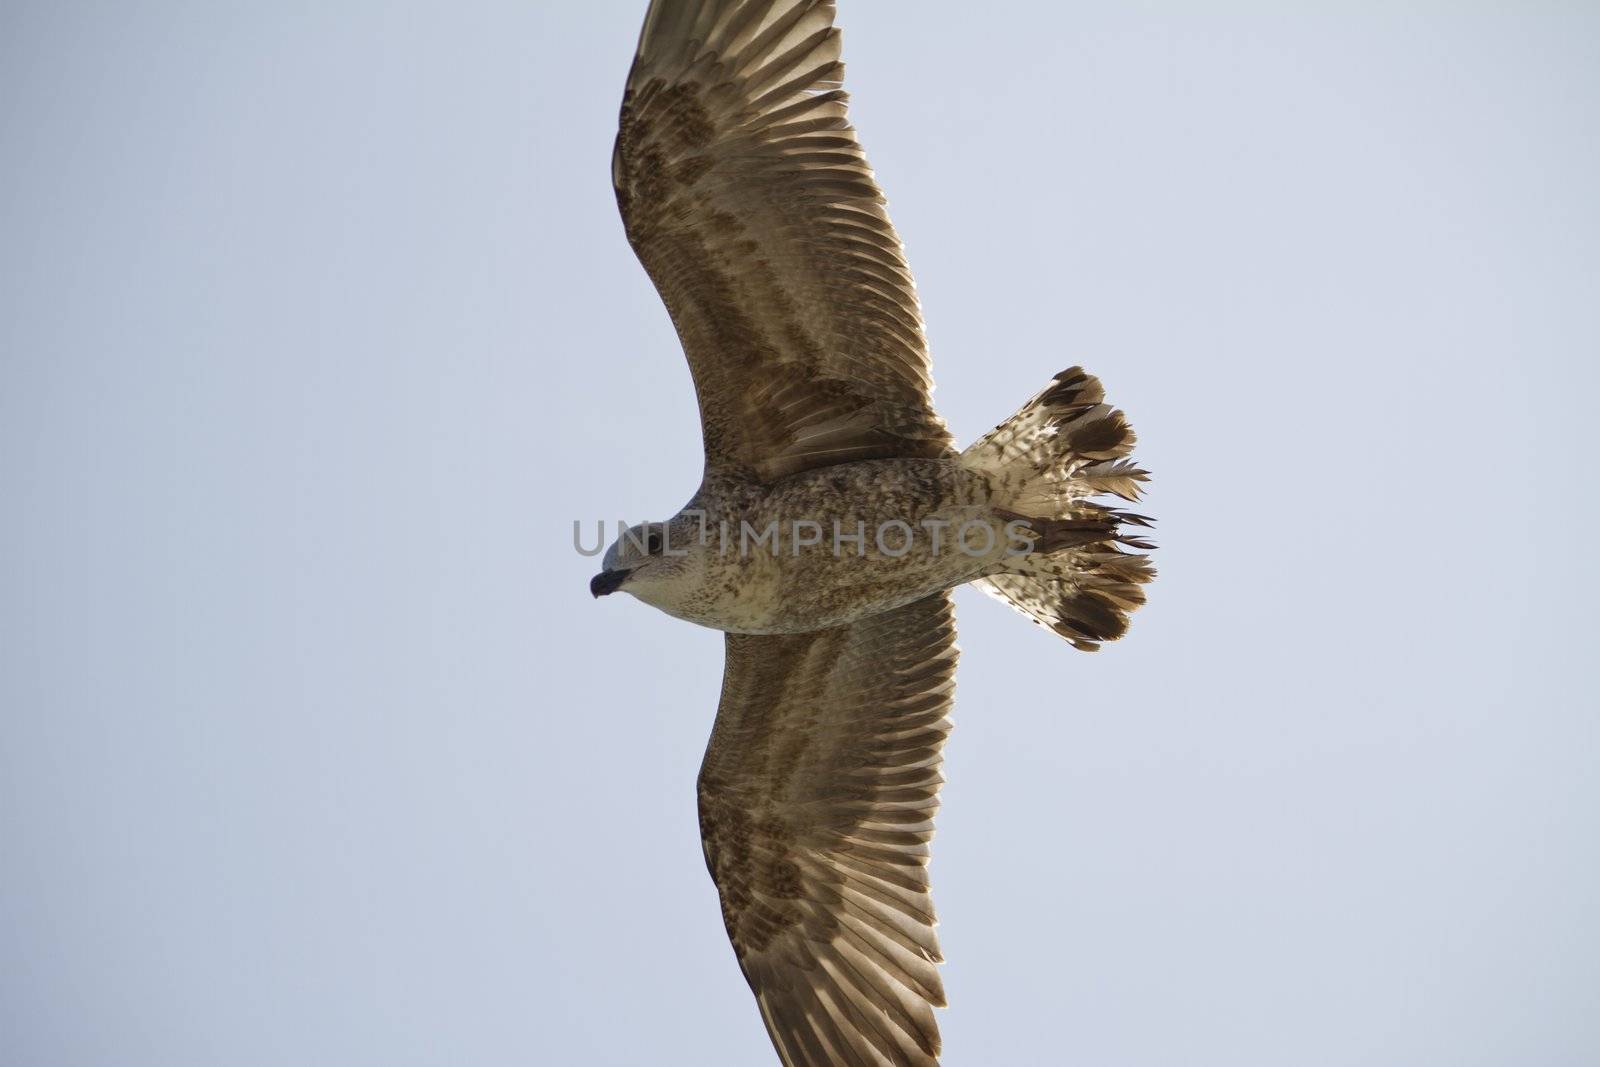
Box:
598;2;1156;1063
614;0;953;483
699;594;956;1065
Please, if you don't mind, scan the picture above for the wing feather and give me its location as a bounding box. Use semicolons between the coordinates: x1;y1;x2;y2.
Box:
615;0;953;481
699;594;957;1065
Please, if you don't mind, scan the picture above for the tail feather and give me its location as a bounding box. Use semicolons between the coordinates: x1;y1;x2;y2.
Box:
963;367;1156;652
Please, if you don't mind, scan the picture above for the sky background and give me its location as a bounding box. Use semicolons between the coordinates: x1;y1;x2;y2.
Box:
4;3;1598;1065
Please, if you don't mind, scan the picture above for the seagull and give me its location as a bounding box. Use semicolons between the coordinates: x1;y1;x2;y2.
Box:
593;2;1155;1062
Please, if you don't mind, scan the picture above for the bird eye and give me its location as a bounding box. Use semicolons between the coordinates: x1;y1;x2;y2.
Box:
645;529;664;555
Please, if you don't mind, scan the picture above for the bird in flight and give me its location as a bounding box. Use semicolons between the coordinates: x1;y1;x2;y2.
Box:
593;2;1155;1063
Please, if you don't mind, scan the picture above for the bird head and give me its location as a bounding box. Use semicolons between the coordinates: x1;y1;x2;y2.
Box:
590;517;701;607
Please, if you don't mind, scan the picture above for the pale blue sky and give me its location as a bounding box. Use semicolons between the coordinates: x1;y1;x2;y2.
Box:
4;3;1598;1065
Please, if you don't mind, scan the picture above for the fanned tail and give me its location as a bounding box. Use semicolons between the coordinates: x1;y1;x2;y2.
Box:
962;367;1156;651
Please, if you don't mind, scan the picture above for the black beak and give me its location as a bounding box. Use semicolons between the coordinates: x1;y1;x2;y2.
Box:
589;568;629;598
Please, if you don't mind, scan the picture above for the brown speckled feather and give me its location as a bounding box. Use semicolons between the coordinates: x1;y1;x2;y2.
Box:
699;593;957;1066
614;0;953;482
962;367;1157;651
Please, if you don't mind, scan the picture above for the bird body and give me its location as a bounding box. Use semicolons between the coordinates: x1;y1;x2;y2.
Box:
590;2;1156;1062
605;458;994;634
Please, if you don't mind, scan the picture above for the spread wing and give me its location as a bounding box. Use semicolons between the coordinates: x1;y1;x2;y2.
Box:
698;594;958;1066
614;0;953;482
